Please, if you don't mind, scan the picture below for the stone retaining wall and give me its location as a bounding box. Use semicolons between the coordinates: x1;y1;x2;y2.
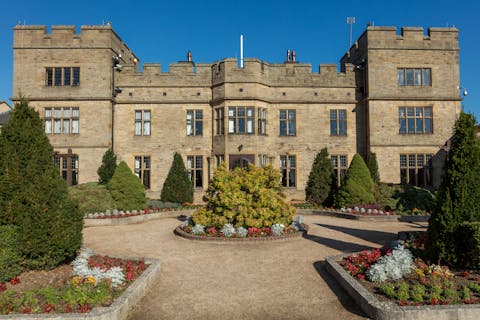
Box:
84;209;194;227
297;209;429;222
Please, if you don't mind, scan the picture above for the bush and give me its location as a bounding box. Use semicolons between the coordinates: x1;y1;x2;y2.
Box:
160;153;193;204
456;222;480;269
0;225;21;281
427;112;480;266
147;199;180;209
335;154;375;207
366;246;414;282
97;148;117;185
366;152;380;184
108;161;146;211
69;182;116;213
192;164;295;228
0;98;83;270
305;148;335;206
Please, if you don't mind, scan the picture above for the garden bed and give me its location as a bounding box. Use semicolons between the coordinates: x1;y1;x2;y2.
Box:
0;251;161;320
174;224;308;242
296;208;429;222
325;250;480;320
84;209;195;227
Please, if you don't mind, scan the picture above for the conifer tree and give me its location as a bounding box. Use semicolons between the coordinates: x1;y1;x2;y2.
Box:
366;152;380;184
108;161;146;210
0;98;83;269
426;112;480;265
305;148;335;206
161;153;193;204
335;153;375;207
97;148;117;184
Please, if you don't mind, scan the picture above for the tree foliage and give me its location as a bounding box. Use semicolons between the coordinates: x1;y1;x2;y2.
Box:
366;152;380;184
108;161;147;210
426;112;480;266
334;153;375;207
192;164;295;228
305;148;335;206
160;153;193;204
0;98;83;270
97;148;117;185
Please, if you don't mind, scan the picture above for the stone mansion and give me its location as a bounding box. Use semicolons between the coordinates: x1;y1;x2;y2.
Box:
12;24;461;201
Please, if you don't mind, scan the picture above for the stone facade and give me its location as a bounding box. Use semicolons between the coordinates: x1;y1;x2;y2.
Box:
12;24;461;201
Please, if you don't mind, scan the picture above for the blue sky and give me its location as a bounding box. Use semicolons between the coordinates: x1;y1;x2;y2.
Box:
1;0;478;116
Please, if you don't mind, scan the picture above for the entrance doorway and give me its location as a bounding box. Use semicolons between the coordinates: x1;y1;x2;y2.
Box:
229;154;254;170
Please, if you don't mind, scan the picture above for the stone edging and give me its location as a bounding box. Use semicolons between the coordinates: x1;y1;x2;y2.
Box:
297;208;429;222
325;253;480;320
0;256;161;320
174;225;308;243
84;209;195;227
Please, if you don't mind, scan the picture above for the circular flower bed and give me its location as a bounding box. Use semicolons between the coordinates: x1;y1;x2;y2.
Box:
84;207;193;219
175;218;308;242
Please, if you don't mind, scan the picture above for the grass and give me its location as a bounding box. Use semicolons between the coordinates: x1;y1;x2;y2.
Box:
69;182;115;214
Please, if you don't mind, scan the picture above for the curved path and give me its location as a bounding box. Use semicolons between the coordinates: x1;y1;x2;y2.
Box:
83;215;427;320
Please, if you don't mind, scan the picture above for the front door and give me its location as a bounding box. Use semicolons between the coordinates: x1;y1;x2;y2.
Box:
229;154;254;170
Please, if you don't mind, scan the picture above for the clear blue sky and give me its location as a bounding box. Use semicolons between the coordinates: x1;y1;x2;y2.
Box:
1;0;478;117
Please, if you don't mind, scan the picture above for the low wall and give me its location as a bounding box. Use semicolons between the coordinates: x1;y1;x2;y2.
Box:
84;209;195;227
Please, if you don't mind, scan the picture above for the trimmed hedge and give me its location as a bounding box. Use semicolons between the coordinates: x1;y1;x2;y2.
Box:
108;161;147;211
0;225;21;281
161;153;193;204
456;222;480;269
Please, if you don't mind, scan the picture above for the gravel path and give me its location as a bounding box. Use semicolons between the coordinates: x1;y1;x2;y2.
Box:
82;215;427;320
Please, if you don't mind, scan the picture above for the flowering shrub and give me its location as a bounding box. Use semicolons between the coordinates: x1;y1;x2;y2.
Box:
366;245;414;282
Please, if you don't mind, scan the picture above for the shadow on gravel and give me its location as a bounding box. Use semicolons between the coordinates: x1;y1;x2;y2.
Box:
313;261;368;319
314;223;398;246
303;233;376;253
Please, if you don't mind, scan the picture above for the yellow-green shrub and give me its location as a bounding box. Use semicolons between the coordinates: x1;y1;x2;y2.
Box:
192;164;295;228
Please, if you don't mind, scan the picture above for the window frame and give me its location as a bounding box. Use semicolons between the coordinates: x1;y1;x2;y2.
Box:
280;154;296;187
45;67;80;87
397;68;431;87
187;155;203;188
44;107;79;135
400;153;433;187
331;155;348;187
228;106;255;134
134;110;151;136
186;109;203;136
215;108;225;135
398;106;433;134
53;151;79;186
330;109;347;136
279;109;296;136
258;108;267;135
134;156;151;189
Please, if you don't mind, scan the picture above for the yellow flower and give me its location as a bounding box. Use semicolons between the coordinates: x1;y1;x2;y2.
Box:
86;276;97;286
415;269;425;277
71;276;83;286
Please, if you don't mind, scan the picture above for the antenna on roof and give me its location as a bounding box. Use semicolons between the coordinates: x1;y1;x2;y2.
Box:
347;17;355;47
240;35;244;68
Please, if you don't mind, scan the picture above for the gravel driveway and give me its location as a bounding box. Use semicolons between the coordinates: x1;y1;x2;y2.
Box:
82;215;426;320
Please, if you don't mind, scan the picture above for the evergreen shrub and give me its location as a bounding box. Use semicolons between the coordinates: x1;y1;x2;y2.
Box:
160;153;193;204
305;148;335;206
456;222;480;269
366;152;380;184
335;154;375;207
0;98;83;269
0;225;21;281
192;164;295;228
108;161;146;210
426;112;480;266
97;148;117;185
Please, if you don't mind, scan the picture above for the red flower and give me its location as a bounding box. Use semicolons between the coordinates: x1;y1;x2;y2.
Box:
80;304;92;313
44;303;56;313
10;277;20;285
461;271;469;278
429;298;439;305
0;283;7;292
21;307;32;314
